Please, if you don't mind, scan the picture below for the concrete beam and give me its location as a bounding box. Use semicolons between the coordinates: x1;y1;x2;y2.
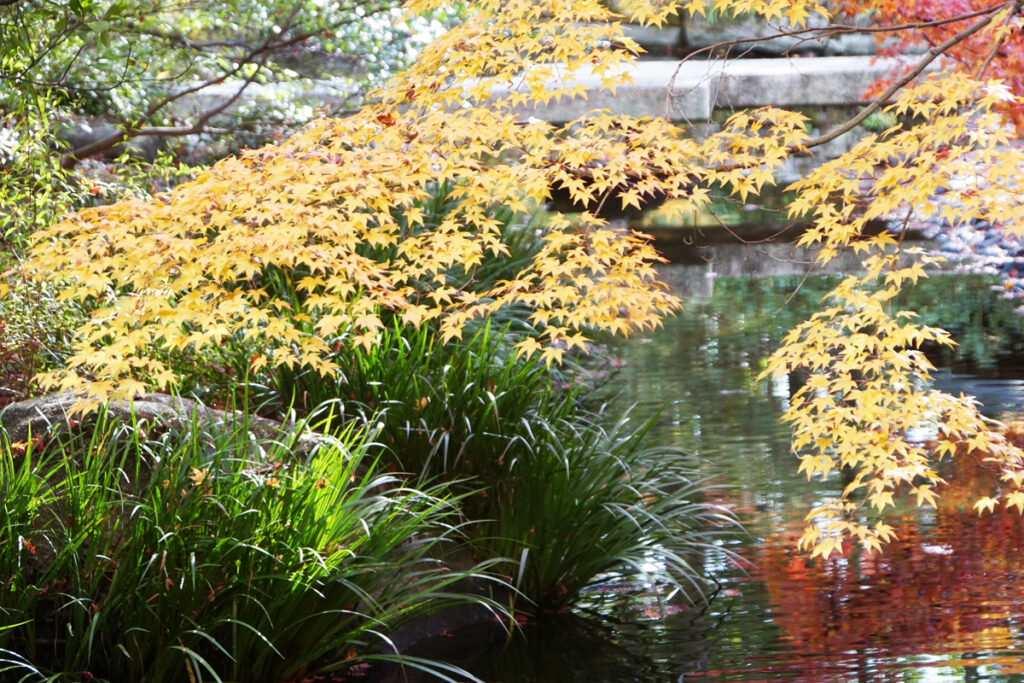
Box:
174;55;930;128
501;55;925;123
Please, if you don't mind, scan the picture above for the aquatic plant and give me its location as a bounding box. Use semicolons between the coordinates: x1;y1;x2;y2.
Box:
0;409;497;683
294;323;734;612
473;409;734;612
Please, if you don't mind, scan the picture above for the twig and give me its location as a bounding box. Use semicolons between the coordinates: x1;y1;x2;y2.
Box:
973;0;1021;80
804;1;1011;150
667;1;1012;153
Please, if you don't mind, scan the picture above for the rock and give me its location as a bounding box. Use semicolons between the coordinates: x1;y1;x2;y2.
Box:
682;13;902;58
620;23;686;57
823;33;879;57
363;574;512;683
0;392;305;448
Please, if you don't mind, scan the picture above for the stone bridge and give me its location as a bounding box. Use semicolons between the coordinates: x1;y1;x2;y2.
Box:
494;55;916;123
192;55;912;125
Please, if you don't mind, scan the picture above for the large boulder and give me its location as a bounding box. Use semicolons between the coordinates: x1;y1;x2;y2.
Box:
0;392;300;447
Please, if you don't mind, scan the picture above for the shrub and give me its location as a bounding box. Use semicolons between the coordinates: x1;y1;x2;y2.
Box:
0;410;499;683
0;256;86;408
290;323;557;481
0;319;42;409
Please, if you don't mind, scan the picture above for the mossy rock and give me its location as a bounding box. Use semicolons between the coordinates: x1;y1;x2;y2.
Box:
0;392;296;445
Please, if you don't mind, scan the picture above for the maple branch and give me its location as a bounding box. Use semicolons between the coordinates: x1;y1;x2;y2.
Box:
974;32;1008;81
667;3;1011;136
802;1;1011;150
974;0;1021;80
672;3;1010;67
658;2;1014;183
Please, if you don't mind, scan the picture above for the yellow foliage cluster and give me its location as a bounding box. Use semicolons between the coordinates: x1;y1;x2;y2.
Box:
17;0;1024;556
24;0;815;404
763;73;1024;557
682;0;828;24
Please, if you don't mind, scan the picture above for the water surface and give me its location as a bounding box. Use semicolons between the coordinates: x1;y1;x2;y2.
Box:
468;269;1024;682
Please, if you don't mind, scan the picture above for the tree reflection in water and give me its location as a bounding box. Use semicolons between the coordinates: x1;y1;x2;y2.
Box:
698;437;1024;681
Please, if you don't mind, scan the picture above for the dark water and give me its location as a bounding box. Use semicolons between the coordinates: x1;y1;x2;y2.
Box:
466;269;1024;682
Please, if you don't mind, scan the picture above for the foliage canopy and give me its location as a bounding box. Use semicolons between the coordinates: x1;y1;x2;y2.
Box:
0;0;439;154
0;0;450;244
20;0;1024;556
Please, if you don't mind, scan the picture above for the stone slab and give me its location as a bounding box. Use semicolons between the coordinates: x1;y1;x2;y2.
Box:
714;55;915;109
499;55;927;123
178;55;927;126
488;60;713;122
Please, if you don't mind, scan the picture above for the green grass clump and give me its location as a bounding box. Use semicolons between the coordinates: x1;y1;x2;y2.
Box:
0;411;498;683
473;410;732;611
291;323;735;612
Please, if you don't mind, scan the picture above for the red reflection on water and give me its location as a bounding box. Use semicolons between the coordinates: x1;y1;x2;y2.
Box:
696;455;1024;681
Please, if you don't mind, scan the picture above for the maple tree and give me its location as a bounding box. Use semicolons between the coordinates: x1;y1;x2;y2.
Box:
17;0;1024;557
831;0;1024;130
756;2;1024;557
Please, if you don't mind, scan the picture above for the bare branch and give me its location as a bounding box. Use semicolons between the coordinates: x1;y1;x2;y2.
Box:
58;5;327;169
803;1;1011;150
974;32;1008;81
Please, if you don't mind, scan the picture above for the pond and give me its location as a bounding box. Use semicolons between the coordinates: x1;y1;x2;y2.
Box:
458;264;1024;682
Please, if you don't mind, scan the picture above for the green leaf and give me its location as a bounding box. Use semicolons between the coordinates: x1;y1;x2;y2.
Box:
104;1;130;19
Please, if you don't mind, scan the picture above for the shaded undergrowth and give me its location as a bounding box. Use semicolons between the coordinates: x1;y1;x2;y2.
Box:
0;411;500;683
0;322;737;681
